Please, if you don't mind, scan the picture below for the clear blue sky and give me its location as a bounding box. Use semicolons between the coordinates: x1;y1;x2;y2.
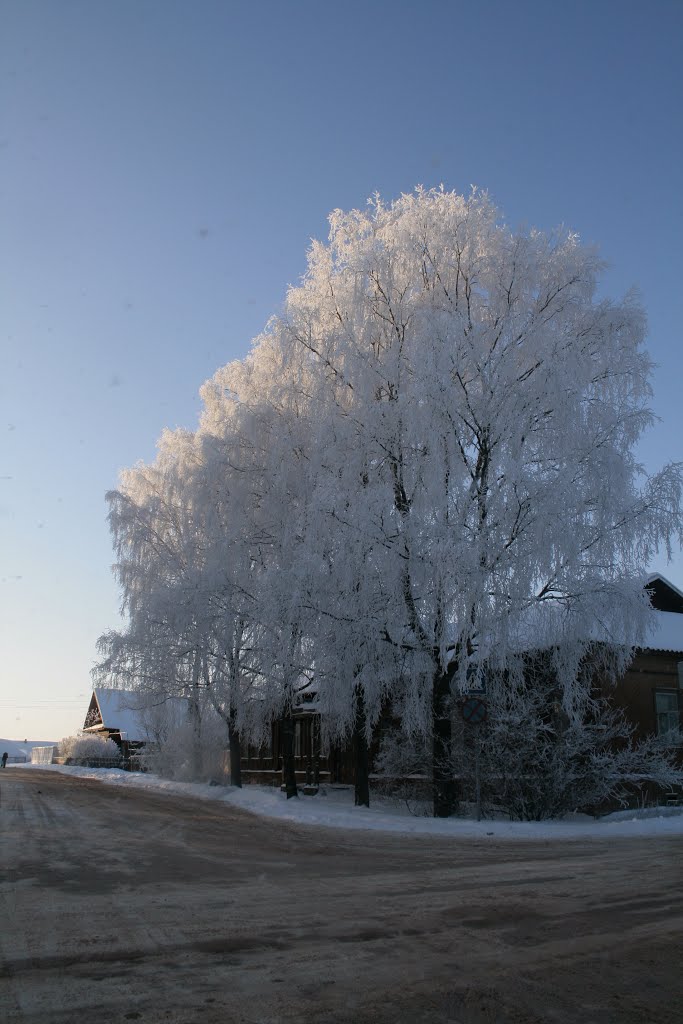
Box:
2;0;682;740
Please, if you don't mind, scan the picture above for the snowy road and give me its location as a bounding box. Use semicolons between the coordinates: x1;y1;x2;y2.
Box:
1;771;682;1024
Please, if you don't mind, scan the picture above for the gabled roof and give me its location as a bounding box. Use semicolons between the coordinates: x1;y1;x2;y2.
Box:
83;688;152;742
645;573;683;614
464;573;683;662
640;574;683;653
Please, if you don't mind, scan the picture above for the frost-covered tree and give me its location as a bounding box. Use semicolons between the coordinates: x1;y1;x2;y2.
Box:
98;185;682;816
197;347;319;797
95;423;261;785
260;187;682;815
95;430;209;777
96;346;319;789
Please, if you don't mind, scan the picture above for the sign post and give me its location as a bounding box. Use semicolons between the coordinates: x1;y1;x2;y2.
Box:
461;697;487;822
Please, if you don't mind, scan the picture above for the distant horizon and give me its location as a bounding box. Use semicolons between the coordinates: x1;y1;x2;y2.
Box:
1;737;58;743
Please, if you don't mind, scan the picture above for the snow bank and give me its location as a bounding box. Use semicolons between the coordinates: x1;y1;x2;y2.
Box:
12;762;683;840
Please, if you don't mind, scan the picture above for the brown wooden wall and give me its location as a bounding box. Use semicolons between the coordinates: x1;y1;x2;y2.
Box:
239;648;683;787
610;649;682;744
240;714;356;786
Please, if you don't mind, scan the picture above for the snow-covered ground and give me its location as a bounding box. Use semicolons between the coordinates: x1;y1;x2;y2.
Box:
10;761;683;839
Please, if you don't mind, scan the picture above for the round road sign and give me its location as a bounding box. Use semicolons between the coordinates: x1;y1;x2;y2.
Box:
461;697;487;725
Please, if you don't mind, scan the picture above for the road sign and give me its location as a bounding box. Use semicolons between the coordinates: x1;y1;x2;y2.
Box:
461;696;487;725
465;666;487;696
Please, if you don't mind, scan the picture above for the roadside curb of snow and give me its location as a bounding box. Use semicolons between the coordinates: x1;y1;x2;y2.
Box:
14;763;683;840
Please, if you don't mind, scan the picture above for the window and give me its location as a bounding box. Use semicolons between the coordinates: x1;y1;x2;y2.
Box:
655;691;680;738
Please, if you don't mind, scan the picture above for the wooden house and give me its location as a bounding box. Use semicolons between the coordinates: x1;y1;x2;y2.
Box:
240;694;356;787
241;574;683;787
81;574;682;787
609;573;683;749
82;687;152;758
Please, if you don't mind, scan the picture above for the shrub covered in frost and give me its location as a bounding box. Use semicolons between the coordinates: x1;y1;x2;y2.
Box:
450;660;683;820
373;727;432;815
59;734;121;761
142;710;228;783
375;655;683;821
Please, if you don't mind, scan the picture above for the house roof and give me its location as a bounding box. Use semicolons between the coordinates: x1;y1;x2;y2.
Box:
645;573;683;614
466;573;683;662
639;574;683;653
642;610;683;654
83;688;152;742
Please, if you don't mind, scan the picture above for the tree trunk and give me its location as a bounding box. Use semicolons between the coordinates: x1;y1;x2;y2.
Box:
353;686;370;808
281;716;298;799
432;666;457;817
188;649;203;781
228;707;242;788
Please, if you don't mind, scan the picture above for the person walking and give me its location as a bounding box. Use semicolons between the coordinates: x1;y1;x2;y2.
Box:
1;752;8;768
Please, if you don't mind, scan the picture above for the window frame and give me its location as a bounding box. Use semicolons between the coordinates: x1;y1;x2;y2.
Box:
654;688;682;742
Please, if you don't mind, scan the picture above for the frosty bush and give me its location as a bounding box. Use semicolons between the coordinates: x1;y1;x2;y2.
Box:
372;727;431;815
142;705;229;783
375;652;683;821
59;734;121;761
449;664;683;820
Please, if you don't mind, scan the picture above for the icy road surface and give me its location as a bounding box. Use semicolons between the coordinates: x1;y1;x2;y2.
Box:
1;770;682;1024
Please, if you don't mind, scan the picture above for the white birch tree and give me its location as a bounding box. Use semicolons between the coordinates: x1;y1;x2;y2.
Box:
261;187;682;815
98;185;682;815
